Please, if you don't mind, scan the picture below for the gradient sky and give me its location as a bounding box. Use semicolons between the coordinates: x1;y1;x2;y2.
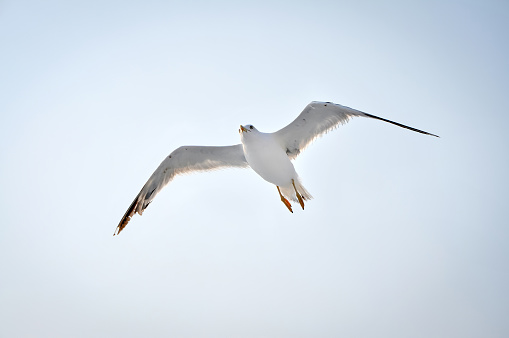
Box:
1;1;508;337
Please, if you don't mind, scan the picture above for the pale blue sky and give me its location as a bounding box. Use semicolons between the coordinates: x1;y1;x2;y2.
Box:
1;1;508;337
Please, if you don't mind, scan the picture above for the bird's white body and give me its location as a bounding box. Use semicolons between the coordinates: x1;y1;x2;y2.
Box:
240;125;312;203
241;129;295;186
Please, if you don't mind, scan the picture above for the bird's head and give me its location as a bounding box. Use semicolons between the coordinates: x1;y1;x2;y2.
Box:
239;124;258;135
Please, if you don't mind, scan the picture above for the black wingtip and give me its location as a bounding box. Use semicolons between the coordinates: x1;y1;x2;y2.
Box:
115;193;140;236
363;113;439;138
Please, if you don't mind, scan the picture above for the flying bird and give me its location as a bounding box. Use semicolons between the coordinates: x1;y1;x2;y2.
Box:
114;101;438;235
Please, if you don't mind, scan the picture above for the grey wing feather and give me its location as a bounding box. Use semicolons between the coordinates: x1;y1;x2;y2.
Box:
115;144;248;235
275;101;438;159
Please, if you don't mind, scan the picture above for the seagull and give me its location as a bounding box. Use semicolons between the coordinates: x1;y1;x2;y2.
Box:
114;101;438;235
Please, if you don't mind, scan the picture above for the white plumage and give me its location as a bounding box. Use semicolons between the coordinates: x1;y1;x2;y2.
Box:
115;101;438;235
240;124;312;205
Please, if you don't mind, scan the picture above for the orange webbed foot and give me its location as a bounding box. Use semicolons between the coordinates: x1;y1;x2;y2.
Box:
277;186;293;213
292;179;305;210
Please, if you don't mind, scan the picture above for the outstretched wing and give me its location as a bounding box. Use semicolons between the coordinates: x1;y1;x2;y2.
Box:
275;101;439;159
115;144;249;235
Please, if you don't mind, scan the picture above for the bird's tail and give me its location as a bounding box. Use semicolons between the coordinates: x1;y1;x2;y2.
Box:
280;177;313;203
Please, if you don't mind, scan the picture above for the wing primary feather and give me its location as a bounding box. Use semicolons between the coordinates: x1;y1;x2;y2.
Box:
114;193;140;236
363;112;439;138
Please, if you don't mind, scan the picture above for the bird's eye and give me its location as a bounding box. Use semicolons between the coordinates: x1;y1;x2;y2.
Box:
250;125;254;129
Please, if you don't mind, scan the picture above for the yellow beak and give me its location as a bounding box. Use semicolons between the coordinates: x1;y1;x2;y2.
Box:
240;125;247;133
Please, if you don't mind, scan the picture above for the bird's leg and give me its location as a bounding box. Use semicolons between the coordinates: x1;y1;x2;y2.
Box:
277;186;293;213
292;179;305;210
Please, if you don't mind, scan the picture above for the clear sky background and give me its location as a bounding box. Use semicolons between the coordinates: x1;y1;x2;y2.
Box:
1;0;508;337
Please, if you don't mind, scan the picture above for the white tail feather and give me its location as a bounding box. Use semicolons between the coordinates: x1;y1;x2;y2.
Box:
279;177;313;203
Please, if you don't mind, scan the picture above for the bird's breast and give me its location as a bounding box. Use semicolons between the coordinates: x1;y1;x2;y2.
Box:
242;135;297;186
